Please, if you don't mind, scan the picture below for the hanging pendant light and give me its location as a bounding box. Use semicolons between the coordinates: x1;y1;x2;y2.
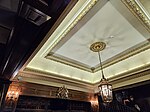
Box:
90;42;113;103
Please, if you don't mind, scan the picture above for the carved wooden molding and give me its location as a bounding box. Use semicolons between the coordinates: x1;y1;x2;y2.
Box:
10;82;94;102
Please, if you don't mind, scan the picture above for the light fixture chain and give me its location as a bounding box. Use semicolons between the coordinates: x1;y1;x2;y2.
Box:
98;51;105;79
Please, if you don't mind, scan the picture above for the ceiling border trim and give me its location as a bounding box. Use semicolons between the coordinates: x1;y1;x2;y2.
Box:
14;71;94;93
16;64;150;92
122;0;150;32
45;0;99;54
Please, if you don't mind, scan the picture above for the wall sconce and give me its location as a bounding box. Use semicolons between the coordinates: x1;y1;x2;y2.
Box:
90;100;98;106
90;95;99;112
5;90;20;111
6;91;19;101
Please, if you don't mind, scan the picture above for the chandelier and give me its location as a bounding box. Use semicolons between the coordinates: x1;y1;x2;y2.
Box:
90;42;113;103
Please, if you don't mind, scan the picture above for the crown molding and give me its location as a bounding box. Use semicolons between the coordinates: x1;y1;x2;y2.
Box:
14;69;94;93
13;63;150;93
122;0;150;32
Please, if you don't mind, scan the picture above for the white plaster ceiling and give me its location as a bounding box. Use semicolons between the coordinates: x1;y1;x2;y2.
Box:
53;2;146;67
14;0;150;91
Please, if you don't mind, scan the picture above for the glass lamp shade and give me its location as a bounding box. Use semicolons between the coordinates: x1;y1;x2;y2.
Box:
98;79;113;103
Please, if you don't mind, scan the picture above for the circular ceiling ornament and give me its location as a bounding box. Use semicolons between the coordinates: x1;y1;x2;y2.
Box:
90;42;106;52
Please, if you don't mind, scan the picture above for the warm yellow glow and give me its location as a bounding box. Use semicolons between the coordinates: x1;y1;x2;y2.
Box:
16;92;19;95
7;90;19;100
90;100;98;105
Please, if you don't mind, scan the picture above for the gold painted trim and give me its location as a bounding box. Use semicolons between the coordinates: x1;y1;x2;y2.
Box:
122;0;150;32
48;0;99;52
90;42;106;52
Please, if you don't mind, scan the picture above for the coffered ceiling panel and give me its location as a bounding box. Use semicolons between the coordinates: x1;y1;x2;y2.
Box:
50;2;147;68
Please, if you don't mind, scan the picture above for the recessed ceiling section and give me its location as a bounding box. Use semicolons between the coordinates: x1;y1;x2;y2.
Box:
47;2;147;71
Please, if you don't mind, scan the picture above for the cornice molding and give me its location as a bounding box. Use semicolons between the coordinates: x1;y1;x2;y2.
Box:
14;63;150;92
122;0;150;32
47;0;99;53
14;69;94;93
23;68;92;85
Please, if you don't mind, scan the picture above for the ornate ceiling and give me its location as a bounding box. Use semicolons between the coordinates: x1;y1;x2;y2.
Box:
13;0;150;93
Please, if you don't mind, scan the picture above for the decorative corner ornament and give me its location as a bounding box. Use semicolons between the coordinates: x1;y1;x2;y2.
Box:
57;85;69;99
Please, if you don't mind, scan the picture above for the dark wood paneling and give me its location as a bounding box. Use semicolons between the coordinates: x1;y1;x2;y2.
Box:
0;78;11;111
0;0;77;79
10;82;92;102
14;95;91;112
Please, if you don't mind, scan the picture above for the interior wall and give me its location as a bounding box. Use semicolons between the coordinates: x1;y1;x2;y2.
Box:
4;81;97;112
9;81;93;101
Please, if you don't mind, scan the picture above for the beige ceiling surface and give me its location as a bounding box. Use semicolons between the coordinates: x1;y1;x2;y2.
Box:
14;0;150;92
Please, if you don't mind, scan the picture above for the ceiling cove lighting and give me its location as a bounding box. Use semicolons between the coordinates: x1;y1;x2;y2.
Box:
90;42;113;103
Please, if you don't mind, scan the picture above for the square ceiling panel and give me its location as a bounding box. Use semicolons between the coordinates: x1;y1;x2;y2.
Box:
47;2;147;72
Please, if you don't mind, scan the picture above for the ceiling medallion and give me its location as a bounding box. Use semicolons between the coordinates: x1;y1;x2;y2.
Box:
90;42;106;52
